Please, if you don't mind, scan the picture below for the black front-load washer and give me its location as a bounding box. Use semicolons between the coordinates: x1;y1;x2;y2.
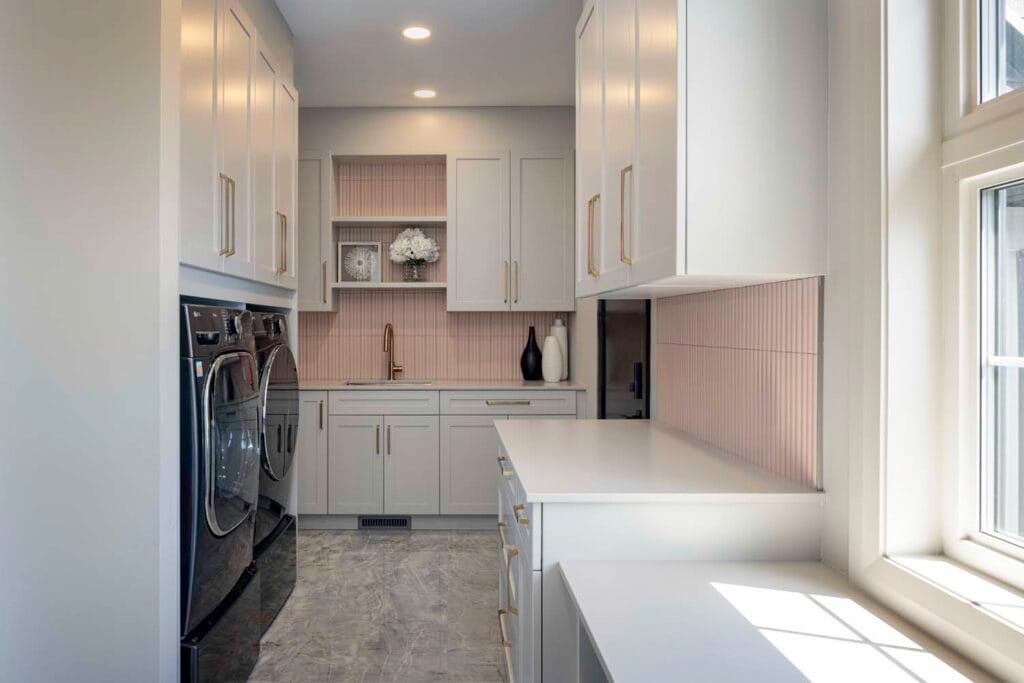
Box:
180;304;261;682
252;312;298;635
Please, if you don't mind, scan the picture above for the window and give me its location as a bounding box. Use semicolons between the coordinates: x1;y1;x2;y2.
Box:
980;0;1024;101
981;178;1024;548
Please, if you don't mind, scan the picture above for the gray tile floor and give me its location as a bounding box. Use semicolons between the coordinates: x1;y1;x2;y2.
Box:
250;530;504;683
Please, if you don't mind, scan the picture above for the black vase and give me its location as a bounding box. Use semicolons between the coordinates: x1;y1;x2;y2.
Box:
520;326;543;381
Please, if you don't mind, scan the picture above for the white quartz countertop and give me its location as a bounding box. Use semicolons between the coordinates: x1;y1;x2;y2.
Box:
494;419;823;503
299;380;584;391
559;560;988;682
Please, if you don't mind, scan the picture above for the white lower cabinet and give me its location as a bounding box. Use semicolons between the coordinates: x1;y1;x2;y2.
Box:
383;416;440;515
440;415;506;514
297;391;328;514
327;415;385;514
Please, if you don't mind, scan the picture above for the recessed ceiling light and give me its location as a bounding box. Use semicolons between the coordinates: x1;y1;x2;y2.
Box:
413;89;437;99
402;26;431;40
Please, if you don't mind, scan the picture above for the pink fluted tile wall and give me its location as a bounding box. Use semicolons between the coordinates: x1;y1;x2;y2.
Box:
299;290;566;382
335;158;446;216
656;278;821;488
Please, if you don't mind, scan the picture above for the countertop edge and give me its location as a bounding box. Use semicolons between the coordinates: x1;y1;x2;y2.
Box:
299;382;586;391
525;491;827;504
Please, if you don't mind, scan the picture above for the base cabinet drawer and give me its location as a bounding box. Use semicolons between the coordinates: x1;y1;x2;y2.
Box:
440;391;576;415
328;390;439;415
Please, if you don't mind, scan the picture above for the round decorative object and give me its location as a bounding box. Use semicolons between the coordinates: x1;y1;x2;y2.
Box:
542;335;562;383
344;246;377;281
403;262;425;282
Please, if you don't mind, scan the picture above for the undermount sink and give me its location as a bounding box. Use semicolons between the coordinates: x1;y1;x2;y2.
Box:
343;380;433;386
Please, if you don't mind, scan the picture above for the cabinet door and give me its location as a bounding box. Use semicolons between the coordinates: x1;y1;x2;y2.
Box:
440;415;506;515
217;0;254;279
328;415;384;514
179;0;222;271
446;151;511;311
297;151;332;311
511;151;575;312
251;39;278;285
575;0;606;299
297;392;328;515
274;81;298;289
601;0;636;291
384;416;440;515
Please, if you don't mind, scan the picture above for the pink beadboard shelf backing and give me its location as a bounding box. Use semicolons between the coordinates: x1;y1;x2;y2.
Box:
655;277;822;489
299;290;567;382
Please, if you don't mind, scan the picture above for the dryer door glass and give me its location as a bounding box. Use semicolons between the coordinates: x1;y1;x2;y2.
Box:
261;345;299;481
205;351;260;536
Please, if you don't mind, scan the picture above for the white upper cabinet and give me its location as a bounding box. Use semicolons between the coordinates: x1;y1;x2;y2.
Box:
297;151;332;311
575;0;828;298
448;150;575;312
179;0;298;291
447;151;511;311
511;151;575;311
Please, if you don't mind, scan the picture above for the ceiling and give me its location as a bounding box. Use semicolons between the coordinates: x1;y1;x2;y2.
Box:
274;0;580;108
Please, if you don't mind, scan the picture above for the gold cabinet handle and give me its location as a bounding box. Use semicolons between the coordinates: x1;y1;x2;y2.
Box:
619;164;633;265
386;424;392;455
586;193;600;277
513;260;519;303
319;400;324;430
322;261;328;303
497;520;509;545
224;175;236;257
498;609;513;648
375;425;380;454
497;456;514;477
513;503;529;527
275;212;286;273
502;260;509;304
486;399;530;406
218;174;231;255
503;545;519;612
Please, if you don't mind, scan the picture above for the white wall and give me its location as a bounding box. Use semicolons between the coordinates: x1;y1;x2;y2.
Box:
241;0;294;82
0;1;179;681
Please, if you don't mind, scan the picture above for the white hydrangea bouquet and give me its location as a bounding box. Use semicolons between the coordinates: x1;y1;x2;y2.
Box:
389;227;439;281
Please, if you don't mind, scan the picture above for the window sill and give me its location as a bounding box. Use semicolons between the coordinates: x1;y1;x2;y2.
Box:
859;555;1024;680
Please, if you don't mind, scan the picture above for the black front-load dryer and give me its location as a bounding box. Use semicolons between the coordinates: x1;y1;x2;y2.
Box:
252;311;298;635
180;305;261;682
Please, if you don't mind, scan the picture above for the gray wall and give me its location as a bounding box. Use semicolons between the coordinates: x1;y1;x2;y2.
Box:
0;1;179;680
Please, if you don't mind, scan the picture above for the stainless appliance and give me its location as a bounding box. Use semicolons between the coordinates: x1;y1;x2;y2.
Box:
251;311;298;635
180;305;262;682
598;300;651;419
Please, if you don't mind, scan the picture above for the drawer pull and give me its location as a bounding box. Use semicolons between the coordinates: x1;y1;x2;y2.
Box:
498;609;513;647
498;520;509;546
497;456;514;477
503;544;519;609
513;503;529;527
486;400;531;406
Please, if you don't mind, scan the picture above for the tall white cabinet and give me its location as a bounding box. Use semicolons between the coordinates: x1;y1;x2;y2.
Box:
297;392;328;515
575;0;828;298
296;151;333;311
179;0;298;290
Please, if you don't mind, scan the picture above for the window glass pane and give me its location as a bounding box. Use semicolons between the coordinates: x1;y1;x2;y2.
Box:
981;0;1024;101
983;179;1024;546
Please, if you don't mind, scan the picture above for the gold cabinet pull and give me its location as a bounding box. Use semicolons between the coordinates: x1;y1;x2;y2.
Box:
318;400;324;430
586;193;600;277
486;399;530;406
218;174;231;255
513;260;519;303
375;425;380;454
513;503;529;527
502;260;509;303
498;609;513;648
497;456;514;477
275;212;287;273
386;424;392;455
619;164;633;265
322;261;328;303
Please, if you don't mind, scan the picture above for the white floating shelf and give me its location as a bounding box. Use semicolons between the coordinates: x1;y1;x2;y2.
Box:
331;215;447;225
332;281;447;290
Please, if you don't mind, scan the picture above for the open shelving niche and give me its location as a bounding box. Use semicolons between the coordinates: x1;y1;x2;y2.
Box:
331;155;447;290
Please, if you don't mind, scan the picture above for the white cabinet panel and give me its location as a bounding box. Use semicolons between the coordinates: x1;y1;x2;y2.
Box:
511;151;575;311
575;0;606;299
440;415;506;515
274;81;298;288
217;0;254;279
328;415;384;514
329;390;439;416
297;392;328;515
447;151;511;311
384;416;440;515
439;391;577;416
251;41;277;285
297;152;332;311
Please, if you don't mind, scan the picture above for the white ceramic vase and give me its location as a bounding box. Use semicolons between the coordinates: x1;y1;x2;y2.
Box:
550;318;568;380
542;335;562;383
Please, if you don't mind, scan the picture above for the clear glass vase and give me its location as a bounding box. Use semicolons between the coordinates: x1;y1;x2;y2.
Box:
403;261;425;282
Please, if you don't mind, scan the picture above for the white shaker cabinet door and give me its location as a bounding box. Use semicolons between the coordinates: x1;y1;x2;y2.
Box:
328;415;385;515
440;415;507;515
179;0;222;272
384;416;440;515
297;392;328;515
297;152;333;311
446;151;511;311
251;39;278;285
217;0;254;279
274;80;298;289
511;151;575;312
574;0;606;299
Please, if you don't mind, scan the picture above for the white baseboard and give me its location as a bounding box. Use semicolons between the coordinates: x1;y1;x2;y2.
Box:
298;514;497;531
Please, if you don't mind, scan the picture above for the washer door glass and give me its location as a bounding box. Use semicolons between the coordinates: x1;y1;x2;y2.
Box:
260;344;299;481
204;351;260;536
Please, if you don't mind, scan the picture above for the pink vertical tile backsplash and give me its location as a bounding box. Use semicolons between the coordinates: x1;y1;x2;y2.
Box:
655;278;822;489
299;290;567;382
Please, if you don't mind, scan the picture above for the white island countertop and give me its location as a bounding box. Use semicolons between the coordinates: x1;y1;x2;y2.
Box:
300;380;585;391
494;419;823;504
559;560;989;682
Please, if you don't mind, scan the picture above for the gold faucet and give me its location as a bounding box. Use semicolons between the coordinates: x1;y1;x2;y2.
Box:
383;323;403;381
